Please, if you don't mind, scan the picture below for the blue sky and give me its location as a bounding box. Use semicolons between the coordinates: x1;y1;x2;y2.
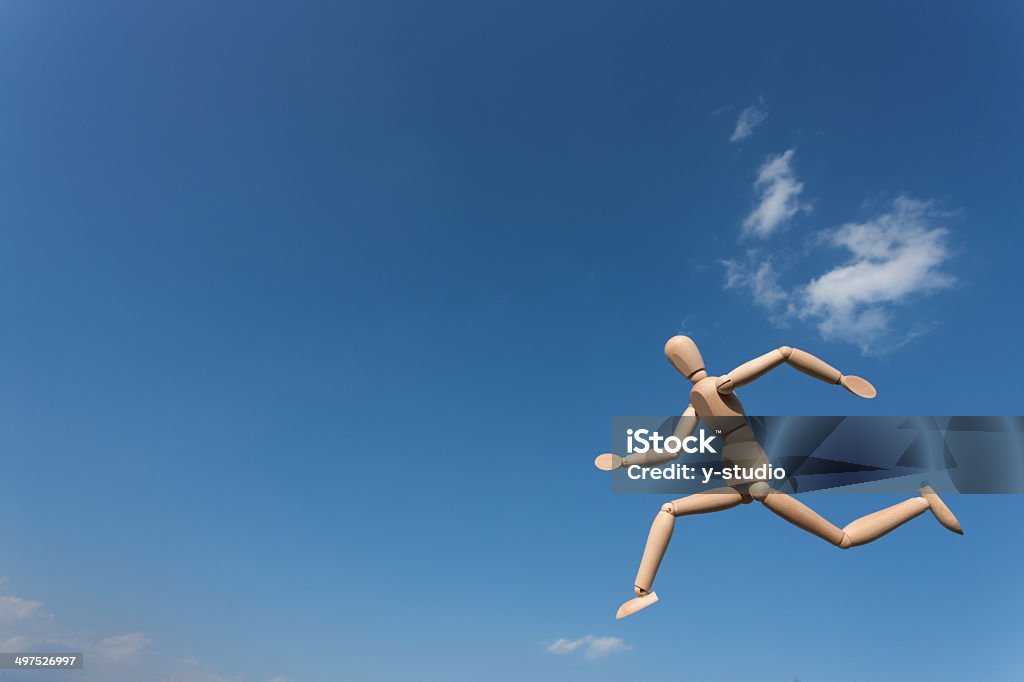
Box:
2;1;1023;680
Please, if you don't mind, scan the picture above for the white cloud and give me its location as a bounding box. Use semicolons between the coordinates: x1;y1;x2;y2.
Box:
0;587;263;682
547;635;629;661
0;595;43;621
548;638;585;654
723;255;788;309
722;196;956;354
801;197;954;349
743;149;807;237
93;632;151;662
730;104;768;142
584;636;630;660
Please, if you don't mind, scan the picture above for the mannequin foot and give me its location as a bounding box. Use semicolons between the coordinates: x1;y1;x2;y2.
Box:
920;484;964;534
615;591;659;620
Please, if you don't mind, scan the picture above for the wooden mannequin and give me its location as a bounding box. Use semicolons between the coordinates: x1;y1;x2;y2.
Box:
596;336;963;619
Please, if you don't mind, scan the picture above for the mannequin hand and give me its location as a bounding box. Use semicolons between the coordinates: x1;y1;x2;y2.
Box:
594;454;623;471
840;375;877;399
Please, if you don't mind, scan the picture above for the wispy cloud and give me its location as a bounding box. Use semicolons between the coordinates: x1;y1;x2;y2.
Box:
801;197;955;349
0;595;43;621
730;104;768;142
723;255;788;310
0;585;288;682
547;635;630;661
93;632;151;662
723;196;956;354
743;150;807;237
